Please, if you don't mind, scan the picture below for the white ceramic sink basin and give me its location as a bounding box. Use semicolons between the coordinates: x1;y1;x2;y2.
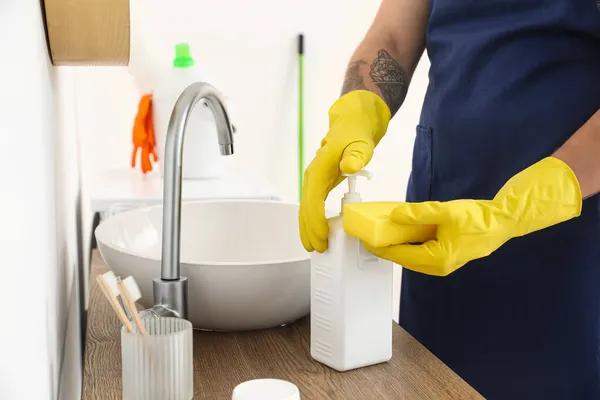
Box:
95;200;310;331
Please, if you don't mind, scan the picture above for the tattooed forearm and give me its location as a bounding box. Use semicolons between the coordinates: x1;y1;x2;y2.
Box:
341;60;368;95
369;50;409;116
339;50;409;116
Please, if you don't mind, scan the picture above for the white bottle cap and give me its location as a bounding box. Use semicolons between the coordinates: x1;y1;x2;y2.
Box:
341;170;373;208
232;379;300;400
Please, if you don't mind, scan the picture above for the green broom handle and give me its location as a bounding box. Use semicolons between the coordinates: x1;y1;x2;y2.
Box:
298;34;304;202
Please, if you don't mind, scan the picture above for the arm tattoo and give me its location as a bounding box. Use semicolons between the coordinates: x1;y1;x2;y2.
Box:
341;60;367;95
369;50;409;116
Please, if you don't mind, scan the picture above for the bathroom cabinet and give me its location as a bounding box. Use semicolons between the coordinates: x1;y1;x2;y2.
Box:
44;0;130;65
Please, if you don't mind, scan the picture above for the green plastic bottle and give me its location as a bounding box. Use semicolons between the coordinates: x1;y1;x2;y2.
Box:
153;42;224;179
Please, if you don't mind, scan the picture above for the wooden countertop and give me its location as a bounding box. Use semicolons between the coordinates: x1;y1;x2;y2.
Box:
84;251;483;399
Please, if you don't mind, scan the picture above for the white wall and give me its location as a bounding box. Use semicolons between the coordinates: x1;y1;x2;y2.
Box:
54;67;84;400
76;0;430;321
0;2;82;399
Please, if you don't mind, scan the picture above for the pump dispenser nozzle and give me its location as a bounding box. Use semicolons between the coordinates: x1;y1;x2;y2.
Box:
341;170;373;209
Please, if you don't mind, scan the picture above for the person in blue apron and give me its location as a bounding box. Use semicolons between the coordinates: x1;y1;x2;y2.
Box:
299;0;600;398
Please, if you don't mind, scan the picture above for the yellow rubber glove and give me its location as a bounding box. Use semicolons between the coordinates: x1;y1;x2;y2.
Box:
299;90;391;253
359;157;582;276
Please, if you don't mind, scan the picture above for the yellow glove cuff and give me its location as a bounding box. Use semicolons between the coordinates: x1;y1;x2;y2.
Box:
328;90;392;146
495;156;582;236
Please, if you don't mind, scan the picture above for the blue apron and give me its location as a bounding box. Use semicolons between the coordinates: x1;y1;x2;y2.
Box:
402;1;600;399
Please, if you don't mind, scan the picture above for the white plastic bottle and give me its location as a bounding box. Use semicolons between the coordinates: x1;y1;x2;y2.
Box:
153;42;225;179
310;170;393;371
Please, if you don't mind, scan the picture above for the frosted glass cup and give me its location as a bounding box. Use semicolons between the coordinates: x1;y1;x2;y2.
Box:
121;317;193;400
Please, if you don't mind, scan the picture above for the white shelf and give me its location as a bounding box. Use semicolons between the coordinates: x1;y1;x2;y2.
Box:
89;168;281;214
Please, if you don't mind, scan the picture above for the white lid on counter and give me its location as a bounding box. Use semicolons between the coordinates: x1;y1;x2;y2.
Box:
232;379;300;400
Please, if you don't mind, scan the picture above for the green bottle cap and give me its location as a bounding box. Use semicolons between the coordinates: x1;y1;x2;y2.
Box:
173;43;194;68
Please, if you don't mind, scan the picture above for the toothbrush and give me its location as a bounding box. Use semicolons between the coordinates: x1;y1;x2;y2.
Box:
118;276;156;367
117;276;148;335
102;271;130;317
96;273;135;333
101;273;156;366
102;271;146;335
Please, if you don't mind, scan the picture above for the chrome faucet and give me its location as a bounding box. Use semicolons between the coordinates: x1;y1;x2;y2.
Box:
147;82;234;319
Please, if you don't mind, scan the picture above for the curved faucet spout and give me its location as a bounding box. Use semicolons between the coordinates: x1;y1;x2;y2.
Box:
153;82;235;319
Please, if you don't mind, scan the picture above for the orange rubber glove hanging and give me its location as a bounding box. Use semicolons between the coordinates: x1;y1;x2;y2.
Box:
131;94;158;174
